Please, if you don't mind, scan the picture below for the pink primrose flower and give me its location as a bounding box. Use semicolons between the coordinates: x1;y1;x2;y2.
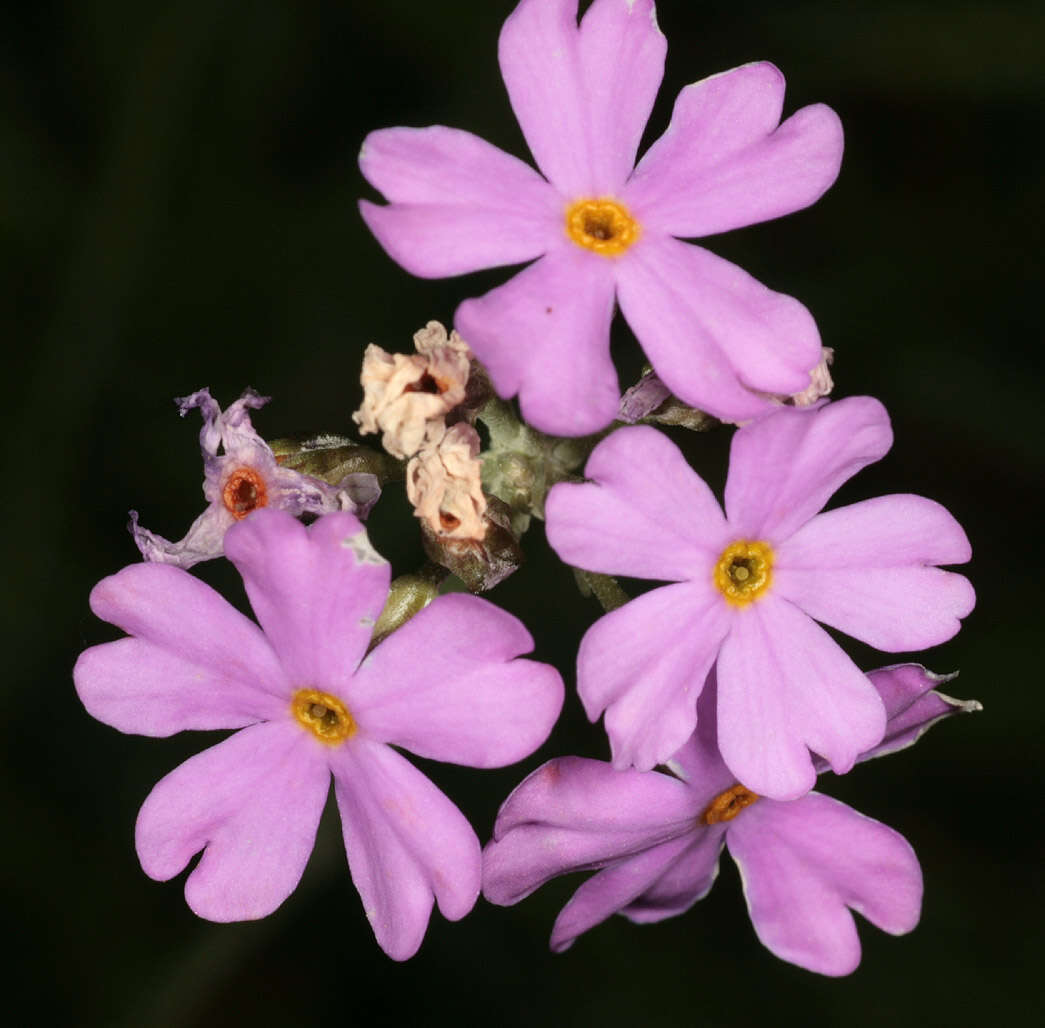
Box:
483;664;980;976
74;509;564;960
131;388;380;568
359;0;843;436
545;397;975;798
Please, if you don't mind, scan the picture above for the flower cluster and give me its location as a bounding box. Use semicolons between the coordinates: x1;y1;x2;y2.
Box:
74;0;979;979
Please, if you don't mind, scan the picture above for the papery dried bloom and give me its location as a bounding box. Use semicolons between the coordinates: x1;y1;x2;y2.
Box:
407;423;487;540
791;346;834;406
74;510;563;960
360;0;843;435
483;665;979;975
130;388;379;569
353;323;471;459
545;397;975;798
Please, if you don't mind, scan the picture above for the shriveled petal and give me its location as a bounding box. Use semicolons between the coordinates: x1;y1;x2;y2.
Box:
775;494;975;649
359;200;556;279
551;832;713;951
454;248;620;436
129;506;230;569
716;597;886;800
626;63;843;237
545;425;729;580
616;237;821;422
74;637;285;736
619;828;725;924
331;739;480;961
87;562;286;698
859;664;981;763
350;594;563;768
484;756;698;907
728;792;922;976
577;582;731;771
224;510;389;694
499;0;664;194
724;396;893;541
135;721;328;921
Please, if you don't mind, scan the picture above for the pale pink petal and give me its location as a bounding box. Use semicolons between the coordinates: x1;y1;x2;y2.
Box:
664;668;736;801
484;757;698;907
550;832;710;951
330;739;480;961
626;63;843;237
728;792;922;976
350;594;563;768
74;637;285;737
775;495;975;650
859;664;981;763
576;0;666;192
135;721;328;921
454;248;620;436
724;396;893;541
618;828;725;925
545;426;729;581
577;582;731;771
223;510;390;694
359;200;556;279
716;596;887;800
87;562;286;699
615;237;822;421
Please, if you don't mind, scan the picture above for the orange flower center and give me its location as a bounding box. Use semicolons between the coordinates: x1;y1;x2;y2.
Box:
713;540;774;607
703;784;760;825
222;467;268;520
565;197;640;256
291;688;356;745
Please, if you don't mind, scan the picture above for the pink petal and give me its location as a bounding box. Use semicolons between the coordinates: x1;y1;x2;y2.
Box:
550;832;712;952
359;200;556;279
74;637;285;737
454;248;620;436
664;668;736;800
860;664;981;763
724;396;893;541
484;756;698;907
775;495;974;650
577;581;731;771
498;0;664;194
330;738;480;961
87;562;286;698
223;510;390;695
716;596;887;800
728;792;922;976
626;62;843;237
135;721;328;921
615;236;822;421
545;425;729;581
349;594;563;768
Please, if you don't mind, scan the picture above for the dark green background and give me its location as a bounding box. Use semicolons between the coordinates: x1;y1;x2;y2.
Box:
4;1;1041;1024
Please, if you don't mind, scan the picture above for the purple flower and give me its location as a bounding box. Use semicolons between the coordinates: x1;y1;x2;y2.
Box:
74;509;563;960
483;664;979;976
359;0;843;436
545;397;974;797
130;388;380;568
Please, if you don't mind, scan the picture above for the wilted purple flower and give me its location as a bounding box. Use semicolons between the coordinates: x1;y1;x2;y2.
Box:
130;388;380;568
74;509;563;960
545;397;975;798
359;0;843;435
483;664;979;976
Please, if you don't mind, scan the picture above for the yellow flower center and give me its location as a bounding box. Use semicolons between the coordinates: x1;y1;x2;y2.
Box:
703;784;760;825
565;197;640;256
222;467;268;520
713;540;774;607
291;688;356;745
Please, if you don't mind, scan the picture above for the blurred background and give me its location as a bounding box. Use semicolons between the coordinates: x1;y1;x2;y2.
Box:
3;0;1042;1024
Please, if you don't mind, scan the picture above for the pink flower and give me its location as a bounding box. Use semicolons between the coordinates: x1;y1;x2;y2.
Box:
545;397;975;798
74;509;563;960
359;0;843;435
483;665;979;976
131;388;380;568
